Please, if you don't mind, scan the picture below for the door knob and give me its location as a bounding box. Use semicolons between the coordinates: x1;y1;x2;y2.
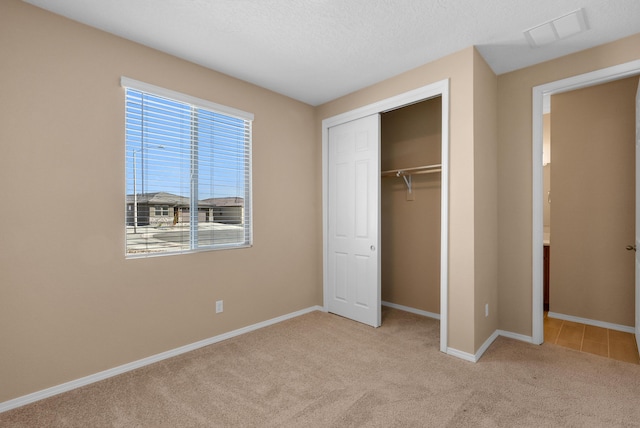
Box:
626;245;636;251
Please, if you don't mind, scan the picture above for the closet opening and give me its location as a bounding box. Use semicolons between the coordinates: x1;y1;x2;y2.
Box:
322;78;450;351
381;97;442;322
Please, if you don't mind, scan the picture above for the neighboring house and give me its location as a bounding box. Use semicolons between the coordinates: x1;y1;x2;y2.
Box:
200;197;245;225
125;191;244;226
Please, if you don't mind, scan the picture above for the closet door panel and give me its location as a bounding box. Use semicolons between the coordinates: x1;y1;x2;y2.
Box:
333;252;348;303
355;160;371;238
354;254;371;309
334;162;351;238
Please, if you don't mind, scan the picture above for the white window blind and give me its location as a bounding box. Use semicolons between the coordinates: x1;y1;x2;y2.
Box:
122;78;253;257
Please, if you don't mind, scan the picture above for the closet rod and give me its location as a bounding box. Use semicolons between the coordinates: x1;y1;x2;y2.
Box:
380;163;442;177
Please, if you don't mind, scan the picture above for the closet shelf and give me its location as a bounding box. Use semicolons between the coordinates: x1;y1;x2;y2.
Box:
381;164;441;194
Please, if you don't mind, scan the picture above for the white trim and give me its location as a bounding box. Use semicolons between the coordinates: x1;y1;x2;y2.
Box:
382;301;440;320
446;329;533;363
380;304;536;362
446;347;477;363
548;312;635;334
636;77;640;358
532;59;640;346
497;329;534;344
532;87;544;345
0;305;323;414
322;79;450;354
321;82;448;129
474;330;500;361
439;81;450;354
120;76;254;121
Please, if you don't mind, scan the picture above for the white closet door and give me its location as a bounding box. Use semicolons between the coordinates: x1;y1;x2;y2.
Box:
327;114;381;327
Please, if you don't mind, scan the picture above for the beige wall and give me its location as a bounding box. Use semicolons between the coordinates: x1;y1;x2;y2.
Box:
497;33;640;336
381;98;441;314
0;0;320;403
473;50;499;349
550;77;637;326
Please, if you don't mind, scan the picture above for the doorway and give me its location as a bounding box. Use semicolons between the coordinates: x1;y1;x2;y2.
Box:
532;60;640;351
542;78;639;363
322;79;450;352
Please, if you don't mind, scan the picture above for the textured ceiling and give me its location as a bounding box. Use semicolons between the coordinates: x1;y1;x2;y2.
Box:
23;0;640;106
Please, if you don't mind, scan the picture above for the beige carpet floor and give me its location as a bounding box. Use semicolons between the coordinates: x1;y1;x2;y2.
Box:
2;307;640;427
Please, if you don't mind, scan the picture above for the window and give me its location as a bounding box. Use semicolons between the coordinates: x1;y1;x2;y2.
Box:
123;77;253;257
154;206;169;216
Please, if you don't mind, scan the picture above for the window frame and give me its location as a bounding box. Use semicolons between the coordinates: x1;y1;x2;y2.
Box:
122;77;254;258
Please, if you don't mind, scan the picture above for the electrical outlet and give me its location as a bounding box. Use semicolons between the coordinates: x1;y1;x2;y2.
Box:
216;300;223;314
485;303;489;317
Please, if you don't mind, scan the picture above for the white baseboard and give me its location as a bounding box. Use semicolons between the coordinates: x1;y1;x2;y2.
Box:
381;301;440;320
380;303;532;363
475;330;500;361
497;329;534;344
548;312;635;334
380;301;497;363
446;347;477;362
0;305;324;414
447;330;533;364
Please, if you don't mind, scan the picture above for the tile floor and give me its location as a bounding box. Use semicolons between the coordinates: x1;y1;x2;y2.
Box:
544;313;639;364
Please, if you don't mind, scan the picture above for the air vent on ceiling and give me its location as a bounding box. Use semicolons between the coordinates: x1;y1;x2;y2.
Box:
524;8;589;48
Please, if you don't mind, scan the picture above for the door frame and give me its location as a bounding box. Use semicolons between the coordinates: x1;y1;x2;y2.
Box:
636;79;640;354
322;79;450;352
531;60;640;345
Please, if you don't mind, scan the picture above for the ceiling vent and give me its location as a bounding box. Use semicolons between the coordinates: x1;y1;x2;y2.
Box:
524;8;589;48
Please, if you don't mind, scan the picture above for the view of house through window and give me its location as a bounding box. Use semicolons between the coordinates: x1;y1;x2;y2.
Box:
124;80;253;256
